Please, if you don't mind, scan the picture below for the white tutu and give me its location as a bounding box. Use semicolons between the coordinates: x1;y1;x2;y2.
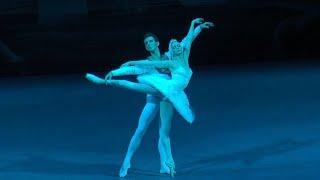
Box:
137;66;195;123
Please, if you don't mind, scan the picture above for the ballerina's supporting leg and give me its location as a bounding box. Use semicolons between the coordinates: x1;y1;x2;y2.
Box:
159;100;175;175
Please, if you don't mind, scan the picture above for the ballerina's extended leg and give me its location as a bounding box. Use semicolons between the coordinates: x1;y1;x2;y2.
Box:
86;66;152;85
107;79;160;96
111;66;152;77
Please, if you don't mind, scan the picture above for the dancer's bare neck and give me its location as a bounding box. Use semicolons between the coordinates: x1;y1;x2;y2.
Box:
148;48;161;61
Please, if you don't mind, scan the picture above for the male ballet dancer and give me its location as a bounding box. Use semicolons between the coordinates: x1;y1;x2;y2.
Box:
86;32;175;177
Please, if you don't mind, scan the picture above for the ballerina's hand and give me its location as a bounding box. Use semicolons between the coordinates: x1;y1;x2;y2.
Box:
200;22;214;29
105;71;113;81
192;18;204;24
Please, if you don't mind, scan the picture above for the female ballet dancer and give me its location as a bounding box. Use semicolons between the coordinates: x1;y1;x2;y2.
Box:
86;18;214;177
104;19;214;123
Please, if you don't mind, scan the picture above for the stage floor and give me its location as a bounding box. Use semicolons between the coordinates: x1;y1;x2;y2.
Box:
1;65;320;179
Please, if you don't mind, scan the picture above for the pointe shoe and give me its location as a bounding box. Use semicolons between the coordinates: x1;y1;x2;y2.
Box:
165;161;176;178
85;73;105;84
119;163;131;178
160;165;170;174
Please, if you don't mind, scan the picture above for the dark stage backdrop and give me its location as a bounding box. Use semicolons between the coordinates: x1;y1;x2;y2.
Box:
0;0;319;76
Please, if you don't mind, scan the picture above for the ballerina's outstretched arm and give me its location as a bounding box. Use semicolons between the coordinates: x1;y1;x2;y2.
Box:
182;18;214;49
179;18;214;65
124;60;174;69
